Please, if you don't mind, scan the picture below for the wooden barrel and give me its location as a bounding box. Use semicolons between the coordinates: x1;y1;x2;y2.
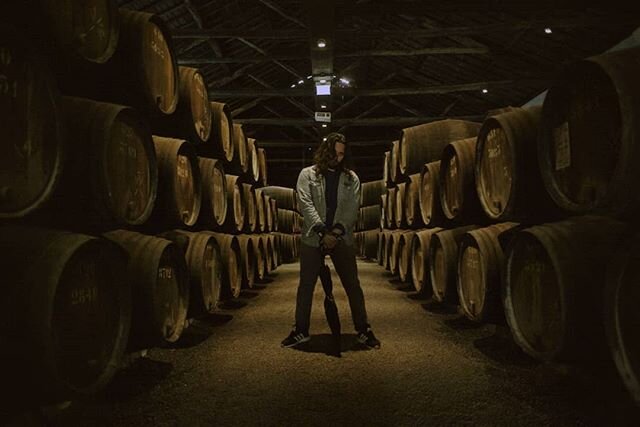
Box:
236;235;256;289
538;47;640;218
242;183;257;233
604;233;640;406
380;195;388;229
198;157;228;229
358;205;381;231
159;230;223;316
103;229;189;346
0;226;130;401
419;161;445;227
255;188;267;232
152;136;202;227
390;140;401;183
457;222;520;322
266;234;277;271
411;227;444;295
389;230;404;275
257;147;268;186
261;186;297;211
400;119;481;177
361;230;379;260
246;137;260;183
395;182;406;228
264;195;274;232
361;179;385;207
504;216;628;362
201;101;234;162
56;97;158;227
440;137;481;222
232;123;249;174
247;235;264;280
0;28;65;218
430;225;479;303
262;234;273;275
386;187;397;229
404;173;423;228
277;209;299;234
270;198;279;231
155;66;211;144
206;232;242;299
398;230;418;283
383;150;392;187
476;106;550;221
43;0;119;64
223;174;245;233
378;230;387;266
110;9;178;116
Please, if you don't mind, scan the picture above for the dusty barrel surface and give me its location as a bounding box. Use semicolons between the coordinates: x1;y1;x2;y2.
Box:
242;183;257;233
504;216;628;362
0;226;131;403
277;209;300;234
383;150;391;187
232;123;248;174
261;186;297;211
59;97;157;227
223;174;245;233
386;187;396;229
257;148;268;186
404;173;423;228
400;119;481;177
111;9;178;116
537;47;640;217
103;229;188;347
390;140;401;183
398;230;418;283
255;188;266;232
395;182;406;228
159;230;223;316
0;28;65;218
236;235;256;289
419;161;445;227
264;195;273;232
411;227;444;295
457;222;519;322
206;232;242;299
430;225;479;303
604;234;640;407
152;136;202;227
201;101;234;161
440;137;481;222
155;66;211;144
43;0;120;63
198;157;227;229
246;137;260;183
476;107;547;221
358;205;382;231
361;179;385;207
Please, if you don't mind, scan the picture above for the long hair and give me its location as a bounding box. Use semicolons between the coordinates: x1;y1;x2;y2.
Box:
313;132;352;175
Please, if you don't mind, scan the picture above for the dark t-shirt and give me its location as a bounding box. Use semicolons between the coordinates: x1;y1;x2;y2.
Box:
324;168;339;227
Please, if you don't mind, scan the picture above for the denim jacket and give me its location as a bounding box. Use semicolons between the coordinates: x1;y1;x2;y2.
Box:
296;165;361;247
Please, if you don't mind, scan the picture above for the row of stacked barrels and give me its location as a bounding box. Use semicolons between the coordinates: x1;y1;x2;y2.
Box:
354;180;385;259
378;45;640;406
0;2;287;407
267;187;302;263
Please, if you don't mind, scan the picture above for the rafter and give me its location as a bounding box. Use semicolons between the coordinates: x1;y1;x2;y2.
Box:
235;115;484;126
258;0;307;28
208;79;548;98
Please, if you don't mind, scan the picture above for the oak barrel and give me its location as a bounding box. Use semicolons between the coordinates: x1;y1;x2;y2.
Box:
198;157;228;229
411;227;444;295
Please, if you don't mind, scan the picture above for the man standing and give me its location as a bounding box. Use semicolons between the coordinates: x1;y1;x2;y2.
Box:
281;132;381;349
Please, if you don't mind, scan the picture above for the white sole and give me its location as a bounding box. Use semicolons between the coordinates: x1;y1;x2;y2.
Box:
281;336;310;348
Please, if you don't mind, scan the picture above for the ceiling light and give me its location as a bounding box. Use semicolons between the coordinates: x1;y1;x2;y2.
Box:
340;77;350;85
544;27;552;34
323;137;327;141
322;124;328;128
298;79;304;84
307;75;312;79
319;79;327;84
317;39;327;48
482;89;488;94
291;84;296;88
315;84;331;95
321;104;327;109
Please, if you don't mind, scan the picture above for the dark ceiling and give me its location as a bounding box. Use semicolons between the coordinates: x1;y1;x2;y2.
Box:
117;0;639;187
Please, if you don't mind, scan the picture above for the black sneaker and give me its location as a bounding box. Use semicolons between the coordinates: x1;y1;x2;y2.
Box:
281;330;310;348
356;328;381;349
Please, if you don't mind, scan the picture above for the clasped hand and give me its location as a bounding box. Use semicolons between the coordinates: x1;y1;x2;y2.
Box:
321;233;339;251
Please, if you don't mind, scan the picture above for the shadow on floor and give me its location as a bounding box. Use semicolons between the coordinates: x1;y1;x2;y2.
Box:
290;334;373;358
240;290;260;299
220;300;249;310
442;316;485;331
421;300;459;315
406;291;431;301
473;330;537;366
99;357;174;401
251;284;268;290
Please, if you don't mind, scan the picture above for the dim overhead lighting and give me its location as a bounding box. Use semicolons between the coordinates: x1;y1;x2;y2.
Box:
298;79;304;84
322;124;328;128
319;79;327;84
307;75;312;79
323;137;327;141
316;84;331;95
339;77;350;85
317;38;327;48
321;104;327;109
482;88;488;94
291;84;296;88
544;27;553;34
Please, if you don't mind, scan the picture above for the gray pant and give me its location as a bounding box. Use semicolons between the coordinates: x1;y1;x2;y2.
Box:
295;242;369;333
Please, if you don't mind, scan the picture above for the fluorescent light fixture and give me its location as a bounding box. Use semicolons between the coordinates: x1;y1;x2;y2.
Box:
307;75;312;79
482;88;488;93
340;77;350;85
298;79;304;84
290;84;296;88
319;79;327;84
317;39;327;48
544;27;552;34
322;124;328;128
316;84;331;95
321;104;327;109
323;137;327;141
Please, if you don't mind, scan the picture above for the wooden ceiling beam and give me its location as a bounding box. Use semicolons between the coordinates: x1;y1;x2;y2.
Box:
235;115;484;126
